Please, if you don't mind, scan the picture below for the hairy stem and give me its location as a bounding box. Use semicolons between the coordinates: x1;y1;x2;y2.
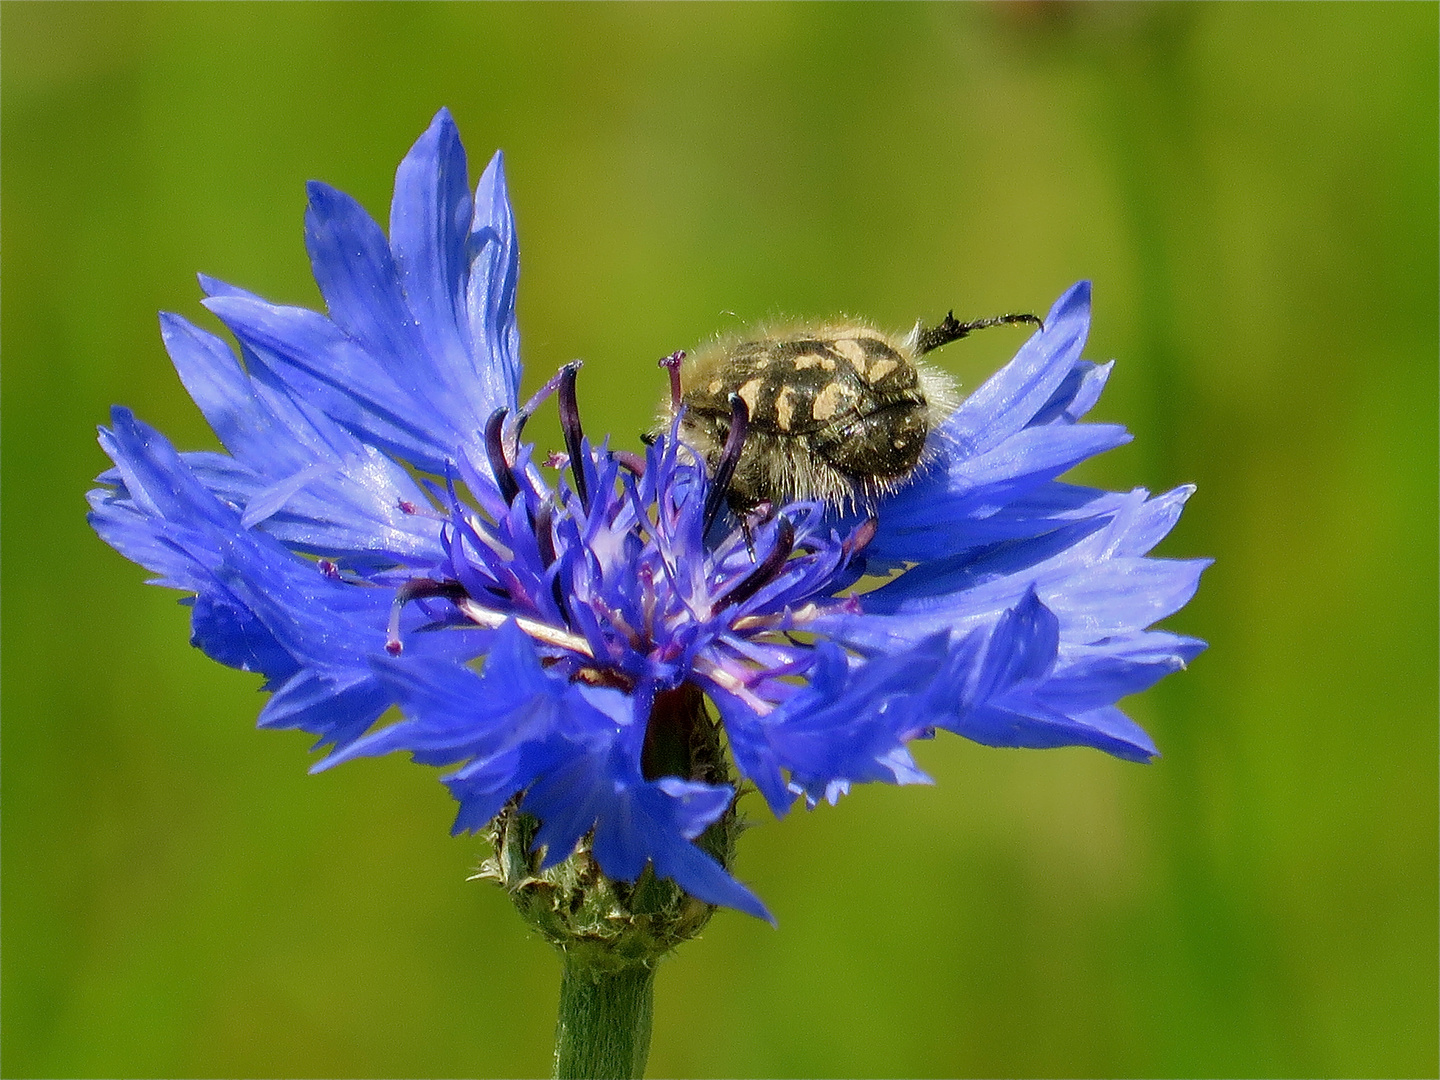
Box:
553;954;656;1079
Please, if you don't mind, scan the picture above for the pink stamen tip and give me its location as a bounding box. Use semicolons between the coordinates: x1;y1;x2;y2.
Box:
544;450;570;469
843;593;863;615
398;500;419;515
385;639;403;656
318;559;341;580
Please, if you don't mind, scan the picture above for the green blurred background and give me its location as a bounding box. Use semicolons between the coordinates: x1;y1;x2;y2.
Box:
3;3;1435;1077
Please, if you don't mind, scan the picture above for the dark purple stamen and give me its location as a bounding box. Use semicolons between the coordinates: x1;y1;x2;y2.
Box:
534;502;558;569
484;408;521;505
843;516;878;559
533;502;570;621
739;501;774;563
659;350;686;412
558;362;590;513
701;393;749;536
715;514;794;613
518;365;573;428
386;578;469;655
611;450;647;477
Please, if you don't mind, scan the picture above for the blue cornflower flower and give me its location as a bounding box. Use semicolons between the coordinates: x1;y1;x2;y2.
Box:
89;109;1207;926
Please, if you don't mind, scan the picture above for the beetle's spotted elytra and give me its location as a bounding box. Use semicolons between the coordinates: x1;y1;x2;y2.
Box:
659;309;1042;513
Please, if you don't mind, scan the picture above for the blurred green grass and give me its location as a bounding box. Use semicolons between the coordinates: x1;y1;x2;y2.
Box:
2;3;1435;1077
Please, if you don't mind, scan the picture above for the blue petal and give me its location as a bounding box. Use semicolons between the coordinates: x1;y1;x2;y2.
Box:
161;311;314;475
1042;556;1209;637
641;782;774;923
205;140;522;484
945;280;1092;457
444;749;535;835
969;588;1058;700
320;621;571;770
389;108;474;391
190;591;300;679
705;688;795;815
1040;631;1207;713
567;754;771;923
714;637;964;816
180;445;443;569
950;699;1159;762
890;422;1133;543
858;517;1116;621
1030;360;1113;426
93;409;478;747
88;486;204;592
258;668;393;750
308;164;519;469
99;408;249;537
239;463;335;528
203;293;458;472
858;487;1210;640
367;653;778;920
464;151;523;414
305;180;424;366
867;482;1130;564
946;591;1163;762
945;423;1133;498
1103;483;1198;557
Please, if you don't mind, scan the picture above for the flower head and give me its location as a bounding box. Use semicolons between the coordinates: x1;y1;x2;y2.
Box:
90;110;1208;924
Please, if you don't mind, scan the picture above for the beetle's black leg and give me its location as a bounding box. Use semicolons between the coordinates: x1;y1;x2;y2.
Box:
916;310;1044;355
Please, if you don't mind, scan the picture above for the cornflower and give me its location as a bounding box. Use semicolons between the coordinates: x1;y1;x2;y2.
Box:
89;109;1207;1079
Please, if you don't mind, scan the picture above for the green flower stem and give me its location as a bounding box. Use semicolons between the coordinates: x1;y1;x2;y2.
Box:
553;953;656;1080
